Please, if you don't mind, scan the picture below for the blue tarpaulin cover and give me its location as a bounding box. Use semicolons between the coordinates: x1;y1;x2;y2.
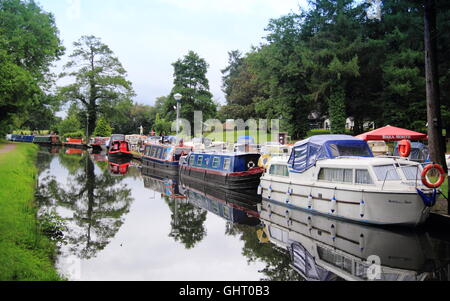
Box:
288;135;373;173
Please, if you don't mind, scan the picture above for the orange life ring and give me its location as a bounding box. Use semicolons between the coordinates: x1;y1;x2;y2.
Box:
421;164;446;188
398;139;412;157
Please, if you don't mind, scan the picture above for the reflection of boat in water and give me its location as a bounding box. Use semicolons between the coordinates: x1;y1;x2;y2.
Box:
65;148;85;155
108;157;132;176
179;177;261;226
259;198;449;281
141;166;184;199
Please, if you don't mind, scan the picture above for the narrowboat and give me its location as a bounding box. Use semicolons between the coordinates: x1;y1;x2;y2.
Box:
33;135;61;145
10;135;35;143
258;199;443;281
179;177;261;226
141;167;184;199
90;137;110;152
180;152;264;190
108;157;132;176
258;135;446;226
108;134;132;158
142;143;193;175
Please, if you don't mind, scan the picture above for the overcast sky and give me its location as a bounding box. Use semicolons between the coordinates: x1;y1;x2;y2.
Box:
38;0;308;107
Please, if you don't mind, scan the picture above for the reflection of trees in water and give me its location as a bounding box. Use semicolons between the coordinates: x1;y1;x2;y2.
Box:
226;223;302;281
37;151;134;259
165;196;207;250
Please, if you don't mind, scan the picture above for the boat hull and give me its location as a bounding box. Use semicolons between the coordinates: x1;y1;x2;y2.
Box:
180;166;263;190
142;157;179;175
259;179;430;226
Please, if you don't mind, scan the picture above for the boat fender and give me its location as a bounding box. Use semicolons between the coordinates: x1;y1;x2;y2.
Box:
267;204;273;218
360;200;365;218
421;163;446;189
257;185;262;195
258;154;271;169
268;185;273;199
359;234;365;252
330;197;337;214
285;188;293;204
398;139;412;158
308;195;313;209
331;224;336;241
256;227;270;244
307;216;313;230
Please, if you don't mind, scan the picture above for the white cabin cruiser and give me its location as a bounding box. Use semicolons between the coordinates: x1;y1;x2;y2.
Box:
258;135;443;226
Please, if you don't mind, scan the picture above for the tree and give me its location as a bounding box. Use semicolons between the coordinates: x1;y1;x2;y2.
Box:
163;51;217;132
0;0;64;135
93;116;112;137
59;36;134;136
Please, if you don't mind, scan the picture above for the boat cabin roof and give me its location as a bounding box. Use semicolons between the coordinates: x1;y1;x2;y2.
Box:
289;135;373;173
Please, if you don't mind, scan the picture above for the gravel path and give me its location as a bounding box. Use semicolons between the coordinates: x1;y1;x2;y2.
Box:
0;143;17;154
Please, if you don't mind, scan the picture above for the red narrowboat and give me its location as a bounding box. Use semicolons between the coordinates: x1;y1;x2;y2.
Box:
108;134;132;158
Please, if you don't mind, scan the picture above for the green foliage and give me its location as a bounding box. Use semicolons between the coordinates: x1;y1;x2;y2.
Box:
0;0;64;137
93;117;112;137
153;113;172;135
58;35;134;136
58;115;81;136
0;143;61;280
328;88;347;134
62;131;85;140
161;51;217;132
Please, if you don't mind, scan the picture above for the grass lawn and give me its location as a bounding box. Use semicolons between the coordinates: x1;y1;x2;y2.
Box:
0;142;61;281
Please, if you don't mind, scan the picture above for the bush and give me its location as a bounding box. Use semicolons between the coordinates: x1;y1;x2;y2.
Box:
93;117;112;137
62;131;85;140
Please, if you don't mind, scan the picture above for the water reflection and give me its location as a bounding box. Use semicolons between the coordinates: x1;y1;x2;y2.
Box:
35;147;450;281
259;199;450;281
37;148;133;260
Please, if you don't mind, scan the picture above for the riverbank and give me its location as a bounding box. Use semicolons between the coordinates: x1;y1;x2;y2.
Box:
0;142;61;281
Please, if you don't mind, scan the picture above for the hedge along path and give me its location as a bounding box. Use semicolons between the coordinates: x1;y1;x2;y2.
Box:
0;143;17;154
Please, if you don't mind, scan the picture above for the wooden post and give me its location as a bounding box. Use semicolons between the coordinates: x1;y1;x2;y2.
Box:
424;0;449;214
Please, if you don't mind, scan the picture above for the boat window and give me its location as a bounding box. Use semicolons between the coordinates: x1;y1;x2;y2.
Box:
205;157;210;166
401;165;421;181
269;226;288;243
212;157;221;169
196;156;203;166
223;158;232;171
145;146;150;156
355;169;374;185
328;144;372;157
189;155;195;166
317;246;353;274
269;164;289;177
150;146;156;157
373;165;401;181
318;168;353;183
155;148;161;158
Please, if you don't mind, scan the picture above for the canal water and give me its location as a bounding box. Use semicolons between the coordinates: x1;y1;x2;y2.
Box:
36;147;450;281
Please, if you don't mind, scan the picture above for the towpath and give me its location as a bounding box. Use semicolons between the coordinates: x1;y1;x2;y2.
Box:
0;143;17;154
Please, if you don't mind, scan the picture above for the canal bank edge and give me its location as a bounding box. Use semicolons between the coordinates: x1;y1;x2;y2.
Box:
0;142;61;281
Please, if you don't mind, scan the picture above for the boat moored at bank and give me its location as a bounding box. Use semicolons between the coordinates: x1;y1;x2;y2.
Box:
258;135;443;227
142;143;193;174
108;134;132;158
180;152;264;190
